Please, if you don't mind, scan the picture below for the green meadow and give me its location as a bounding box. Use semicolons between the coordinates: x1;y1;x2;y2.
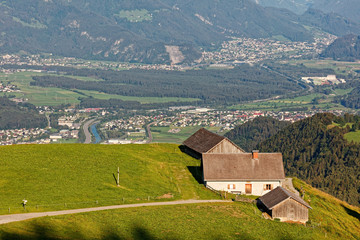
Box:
229;91;351;111
0;178;358;240
286;59;360;76
0;144;217;214
344;131;360;143
0;72;199;106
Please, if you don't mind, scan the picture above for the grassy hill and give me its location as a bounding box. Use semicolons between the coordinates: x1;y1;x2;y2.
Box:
0;144;217;214
0;178;358;239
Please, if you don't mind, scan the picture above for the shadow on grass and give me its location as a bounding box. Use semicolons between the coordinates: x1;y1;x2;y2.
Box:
187;166;203;184
0;222;259;240
343;205;360;221
178;145;201;160
0;223;165;240
112;173;118;185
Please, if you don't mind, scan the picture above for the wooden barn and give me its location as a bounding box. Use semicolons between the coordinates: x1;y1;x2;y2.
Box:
202;151;285;196
182;128;244;158
258;186;311;223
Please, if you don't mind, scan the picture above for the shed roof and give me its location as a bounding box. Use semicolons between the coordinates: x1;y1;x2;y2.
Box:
203;153;285;181
259;186;312;209
183;128;243;153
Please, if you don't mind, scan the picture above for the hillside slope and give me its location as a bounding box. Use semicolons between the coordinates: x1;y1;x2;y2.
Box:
0;97;47;130
0;178;359;239
321;34;360;61
253;0;360;24
224;116;290;152
0;144;216;214
1;0;360;63
259;113;360;206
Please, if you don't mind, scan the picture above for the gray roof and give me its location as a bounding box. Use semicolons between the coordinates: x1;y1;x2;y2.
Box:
259;186;312;209
203;153;285;181
183;128;244;154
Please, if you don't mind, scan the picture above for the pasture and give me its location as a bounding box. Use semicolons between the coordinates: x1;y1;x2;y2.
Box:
0;144;217;214
0;178;359;239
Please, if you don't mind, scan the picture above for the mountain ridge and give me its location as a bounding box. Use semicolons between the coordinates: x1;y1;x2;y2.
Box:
1;0;360;63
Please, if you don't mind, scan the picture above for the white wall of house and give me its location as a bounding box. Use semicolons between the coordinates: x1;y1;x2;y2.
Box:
205;180;283;196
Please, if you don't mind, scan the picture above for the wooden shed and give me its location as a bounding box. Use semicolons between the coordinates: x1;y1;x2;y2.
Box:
258;186;311;223
182;128;244;158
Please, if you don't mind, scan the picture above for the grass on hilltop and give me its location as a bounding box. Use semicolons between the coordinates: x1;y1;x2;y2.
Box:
0;178;359;240
0;144;217;214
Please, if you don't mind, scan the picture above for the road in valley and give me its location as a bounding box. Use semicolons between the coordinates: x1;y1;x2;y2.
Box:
82;118;97;144
146;122;157;143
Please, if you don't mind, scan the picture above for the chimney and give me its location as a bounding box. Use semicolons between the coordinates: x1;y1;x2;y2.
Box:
252;150;259;159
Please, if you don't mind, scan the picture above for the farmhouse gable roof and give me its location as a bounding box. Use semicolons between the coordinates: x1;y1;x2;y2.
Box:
183;128;244;153
202;153;285;181
259;186;312;209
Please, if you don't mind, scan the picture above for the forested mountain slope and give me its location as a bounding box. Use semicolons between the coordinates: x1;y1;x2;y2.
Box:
253;0;360;24
321;34;360;61
259;113;360;206
1;0;360;63
225;116;290;152
0;97;47;130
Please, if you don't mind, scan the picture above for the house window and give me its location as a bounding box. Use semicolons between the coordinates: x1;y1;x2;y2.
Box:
227;184;236;190
264;184;273;190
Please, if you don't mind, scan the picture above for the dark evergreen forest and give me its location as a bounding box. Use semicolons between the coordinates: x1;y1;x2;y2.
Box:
258;113;360;206
0;97;47;130
225;116;290;152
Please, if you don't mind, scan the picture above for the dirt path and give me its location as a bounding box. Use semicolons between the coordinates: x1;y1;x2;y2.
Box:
0;200;229;225
282;178;300;196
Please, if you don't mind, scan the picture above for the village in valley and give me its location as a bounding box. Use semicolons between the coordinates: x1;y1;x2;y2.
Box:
0;105;345;145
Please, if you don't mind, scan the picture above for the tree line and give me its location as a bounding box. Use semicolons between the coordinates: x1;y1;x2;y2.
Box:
258;113;360;206
0;97;47;130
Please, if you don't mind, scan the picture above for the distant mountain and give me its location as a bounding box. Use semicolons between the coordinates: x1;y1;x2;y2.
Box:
1;0;360;63
321;34;360;61
252;0;312;15
311;0;360;24
224;116;290;152
253;0;360;24
299;9;360;37
259;113;360;206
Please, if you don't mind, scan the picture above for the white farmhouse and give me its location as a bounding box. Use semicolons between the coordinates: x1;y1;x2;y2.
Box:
202;151;285;196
